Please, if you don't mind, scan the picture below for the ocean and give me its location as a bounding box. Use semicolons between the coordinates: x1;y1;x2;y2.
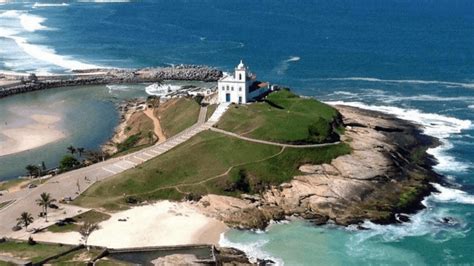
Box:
0;0;473;264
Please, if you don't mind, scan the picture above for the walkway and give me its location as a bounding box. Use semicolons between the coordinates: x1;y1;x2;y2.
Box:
209;127;341;148
0;104;226;237
143;107;167;144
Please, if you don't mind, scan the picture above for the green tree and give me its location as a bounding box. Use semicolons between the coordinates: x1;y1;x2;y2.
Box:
25;164;40;177
36;192;56;222
67;145;76;155
77;147;85;157
17;212;34;231
59;155;80;171
79;222;99;250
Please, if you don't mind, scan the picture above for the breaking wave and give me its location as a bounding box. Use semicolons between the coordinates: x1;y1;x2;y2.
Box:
324;77;474;89
431;183;474;205
274;56;300;75
0;10;101;72
32;3;69;8
219;234;284;265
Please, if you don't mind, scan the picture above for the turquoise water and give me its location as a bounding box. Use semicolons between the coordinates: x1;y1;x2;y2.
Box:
0;1;473;264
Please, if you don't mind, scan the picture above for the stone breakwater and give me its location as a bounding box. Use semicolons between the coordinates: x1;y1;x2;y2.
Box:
0;65;222;98
195;105;442;229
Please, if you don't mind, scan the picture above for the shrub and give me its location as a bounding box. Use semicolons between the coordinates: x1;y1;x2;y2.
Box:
59;155;80;171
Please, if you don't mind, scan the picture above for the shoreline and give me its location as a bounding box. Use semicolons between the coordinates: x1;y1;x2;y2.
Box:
194;104;443;229
0;113;65;157
25;201;228;249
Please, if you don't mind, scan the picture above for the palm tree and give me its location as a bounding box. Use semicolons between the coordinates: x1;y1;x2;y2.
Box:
17;212;34;231
79;222;99;250
77;147;85;157
67;145;76;155
36;192;56;222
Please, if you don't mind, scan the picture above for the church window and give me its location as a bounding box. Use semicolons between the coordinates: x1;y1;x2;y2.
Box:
231;87;234;91
239;74;242;80
239;87;242;92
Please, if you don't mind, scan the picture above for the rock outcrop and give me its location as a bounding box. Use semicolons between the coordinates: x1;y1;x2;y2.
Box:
195;105;440;228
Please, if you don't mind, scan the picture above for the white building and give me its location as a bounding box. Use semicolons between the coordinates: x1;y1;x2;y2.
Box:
218;60;269;104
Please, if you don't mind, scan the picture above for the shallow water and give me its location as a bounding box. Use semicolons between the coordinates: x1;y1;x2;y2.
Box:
0;0;473;264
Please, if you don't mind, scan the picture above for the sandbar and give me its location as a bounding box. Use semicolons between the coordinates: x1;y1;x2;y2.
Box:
0;113;65;157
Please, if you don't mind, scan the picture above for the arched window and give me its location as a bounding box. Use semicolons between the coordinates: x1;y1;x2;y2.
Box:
239;74;242;80
239;87;242;92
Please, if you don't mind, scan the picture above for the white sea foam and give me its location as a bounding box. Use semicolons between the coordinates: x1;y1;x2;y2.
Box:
431;183;474;205
275;56;300;75
0;10;101;71
106;84;131;93
326;101;472;173
324;77;474;89
219;234;284;265
469;105;474;109
286;56;300;62
32;3;69;8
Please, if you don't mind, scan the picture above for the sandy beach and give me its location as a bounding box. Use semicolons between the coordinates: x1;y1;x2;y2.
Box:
29;201;228;248
0;114;65;157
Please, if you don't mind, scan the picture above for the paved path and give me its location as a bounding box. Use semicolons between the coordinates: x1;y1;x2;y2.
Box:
0;104;225;237
209;127;341;148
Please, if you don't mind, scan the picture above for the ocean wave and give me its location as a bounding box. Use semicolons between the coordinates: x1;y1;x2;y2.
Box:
0;10;101;71
323;77;474;89
219;234;284;265
33;3;69;8
326;101;472;173
106;84;131;93
431;183;474;205
274;56;300;75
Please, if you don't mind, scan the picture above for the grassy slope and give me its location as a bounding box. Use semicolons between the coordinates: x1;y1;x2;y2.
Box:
75;131;350;210
157;97;201;138
216;90;341;143
0;241;70;263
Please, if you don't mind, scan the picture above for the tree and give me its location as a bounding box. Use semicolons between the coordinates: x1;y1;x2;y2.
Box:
59;155;80;171
36;192;56;222
79;222;99;250
67;145;76;155
17;212;34;231
77;147;85;157
25;164;40;177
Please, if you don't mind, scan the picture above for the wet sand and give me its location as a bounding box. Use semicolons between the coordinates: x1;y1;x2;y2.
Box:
0;114;65;157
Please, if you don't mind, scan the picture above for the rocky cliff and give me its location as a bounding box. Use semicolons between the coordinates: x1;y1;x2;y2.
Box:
195;105;441;229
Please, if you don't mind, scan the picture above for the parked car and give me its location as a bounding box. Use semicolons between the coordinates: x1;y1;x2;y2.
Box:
49;203;59;209
27;183;37;189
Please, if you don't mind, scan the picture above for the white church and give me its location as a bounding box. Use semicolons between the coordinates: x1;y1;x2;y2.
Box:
218;60;269;104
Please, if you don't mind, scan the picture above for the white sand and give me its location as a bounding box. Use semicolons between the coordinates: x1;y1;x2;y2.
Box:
29;201;228;248
0;113;65;157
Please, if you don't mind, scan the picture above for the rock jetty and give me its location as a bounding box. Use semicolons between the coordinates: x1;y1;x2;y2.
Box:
0;65;222;98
